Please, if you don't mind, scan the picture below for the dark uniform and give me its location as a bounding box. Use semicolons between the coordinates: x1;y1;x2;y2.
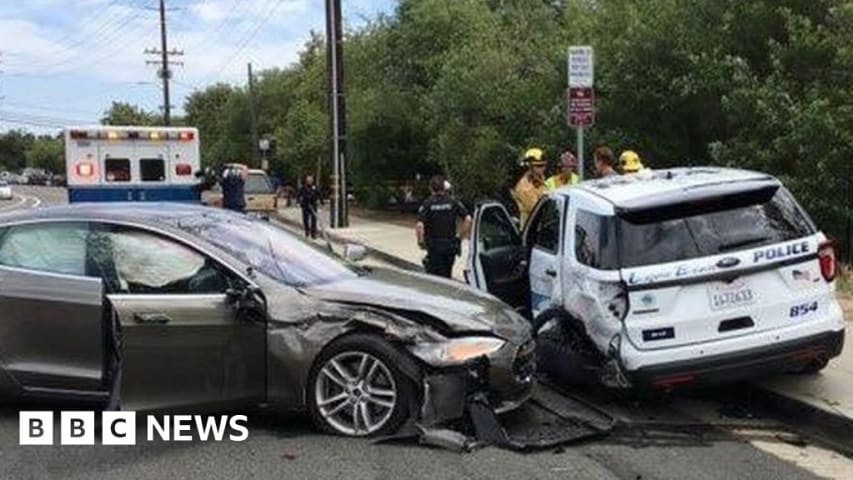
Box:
298;184;321;238
418;193;468;278
221;171;246;213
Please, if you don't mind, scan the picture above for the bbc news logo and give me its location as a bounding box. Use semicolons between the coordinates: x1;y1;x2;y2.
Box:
20;411;249;445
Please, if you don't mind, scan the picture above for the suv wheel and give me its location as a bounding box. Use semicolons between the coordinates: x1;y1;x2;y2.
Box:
532;310;594;386
307;334;416;437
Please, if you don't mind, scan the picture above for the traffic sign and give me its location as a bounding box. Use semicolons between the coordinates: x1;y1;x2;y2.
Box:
568;46;594;88
568;87;595;127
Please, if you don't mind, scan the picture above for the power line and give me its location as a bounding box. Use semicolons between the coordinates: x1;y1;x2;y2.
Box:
145;0;184;125
4;0;149;70
193;0;286;89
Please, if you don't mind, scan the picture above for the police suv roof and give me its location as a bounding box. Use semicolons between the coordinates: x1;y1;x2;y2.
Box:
554;167;780;213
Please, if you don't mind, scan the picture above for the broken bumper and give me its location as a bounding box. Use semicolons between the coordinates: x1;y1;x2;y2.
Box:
627;329;845;389
419;339;536;424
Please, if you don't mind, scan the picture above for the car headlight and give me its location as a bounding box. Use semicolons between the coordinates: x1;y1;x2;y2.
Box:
409;337;506;366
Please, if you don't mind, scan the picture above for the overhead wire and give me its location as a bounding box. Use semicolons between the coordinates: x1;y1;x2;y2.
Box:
4;0;148;69
192;0;287;89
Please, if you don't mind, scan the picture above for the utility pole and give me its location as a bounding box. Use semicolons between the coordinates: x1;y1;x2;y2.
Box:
326;0;348;228
144;0;183;126
247;62;260;168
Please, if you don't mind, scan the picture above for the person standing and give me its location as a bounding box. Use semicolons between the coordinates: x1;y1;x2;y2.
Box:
593;146;619;178
221;165;247;213
416;175;472;278
545;150;580;190
298;175;321;239
511;147;548;227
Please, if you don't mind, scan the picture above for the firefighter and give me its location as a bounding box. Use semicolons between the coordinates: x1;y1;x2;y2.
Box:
512;147;548;227
619;150;646;174
416;175;471;278
545;150;579;190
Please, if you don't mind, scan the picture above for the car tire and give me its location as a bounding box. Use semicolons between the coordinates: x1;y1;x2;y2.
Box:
531;310;595;386
306;333;417;437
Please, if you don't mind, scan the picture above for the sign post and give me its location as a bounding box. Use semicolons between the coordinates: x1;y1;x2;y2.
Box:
258;138;271;171
568;46;595;181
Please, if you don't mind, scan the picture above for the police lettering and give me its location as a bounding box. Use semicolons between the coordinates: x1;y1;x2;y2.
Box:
753;241;809;263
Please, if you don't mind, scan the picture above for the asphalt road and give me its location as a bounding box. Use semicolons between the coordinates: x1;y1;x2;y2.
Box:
0;186;850;480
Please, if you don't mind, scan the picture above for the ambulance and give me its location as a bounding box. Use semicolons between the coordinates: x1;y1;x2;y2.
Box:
64;126;201;203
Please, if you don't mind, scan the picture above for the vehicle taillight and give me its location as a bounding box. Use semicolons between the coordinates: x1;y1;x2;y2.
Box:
818;240;837;282
179;131;195;141
175;163;192;176
76;162;95;178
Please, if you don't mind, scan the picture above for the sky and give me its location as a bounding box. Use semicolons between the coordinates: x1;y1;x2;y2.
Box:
0;0;396;134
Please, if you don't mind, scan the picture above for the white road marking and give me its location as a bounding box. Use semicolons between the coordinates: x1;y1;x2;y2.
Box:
0;194;27;211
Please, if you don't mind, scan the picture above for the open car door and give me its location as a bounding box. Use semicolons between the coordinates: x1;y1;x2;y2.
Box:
465;202;529;312
0;221;107;401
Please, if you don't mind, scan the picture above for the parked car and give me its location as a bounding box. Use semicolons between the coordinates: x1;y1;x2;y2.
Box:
465;167;845;389
0;181;12;200
0;203;533;436
201;165;278;213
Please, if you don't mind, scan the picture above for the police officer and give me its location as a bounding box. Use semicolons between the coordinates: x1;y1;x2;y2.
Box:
416;175;472;278
221;165;247;213
298;175;321;239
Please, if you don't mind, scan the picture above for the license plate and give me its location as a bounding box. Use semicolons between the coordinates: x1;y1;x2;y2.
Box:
709;280;755;311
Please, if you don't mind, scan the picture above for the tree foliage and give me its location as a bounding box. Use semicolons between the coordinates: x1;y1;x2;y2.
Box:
179;0;853;252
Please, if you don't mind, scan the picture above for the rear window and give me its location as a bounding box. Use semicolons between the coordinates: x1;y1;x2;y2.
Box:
140;158;165;182
618;187;814;268
245;173;273;194
105;158;130;182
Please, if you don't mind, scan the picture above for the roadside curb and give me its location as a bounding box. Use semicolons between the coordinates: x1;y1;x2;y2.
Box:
273;211;424;272
745;384;853;455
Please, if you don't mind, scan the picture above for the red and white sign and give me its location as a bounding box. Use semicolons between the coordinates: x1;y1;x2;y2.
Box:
568;87;595;127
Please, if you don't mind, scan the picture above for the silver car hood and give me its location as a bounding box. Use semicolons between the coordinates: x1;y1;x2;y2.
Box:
303;267;530;344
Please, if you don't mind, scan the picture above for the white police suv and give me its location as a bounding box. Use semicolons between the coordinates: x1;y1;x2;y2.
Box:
464;168;845;388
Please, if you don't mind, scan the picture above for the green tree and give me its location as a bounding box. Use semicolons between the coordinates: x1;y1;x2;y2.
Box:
0;130;35;171
100;101;157;126
25;136;64;174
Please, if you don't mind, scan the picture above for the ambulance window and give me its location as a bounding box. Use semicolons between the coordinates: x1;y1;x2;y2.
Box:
140;158;166;182
105;158;131;182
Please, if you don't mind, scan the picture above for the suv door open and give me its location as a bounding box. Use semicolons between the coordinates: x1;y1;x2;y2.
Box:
465;202;529;312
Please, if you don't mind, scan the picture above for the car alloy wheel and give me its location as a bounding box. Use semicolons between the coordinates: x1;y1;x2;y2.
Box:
314;351;398;436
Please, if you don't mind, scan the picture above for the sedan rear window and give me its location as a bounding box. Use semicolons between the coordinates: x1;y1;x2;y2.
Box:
618;187;814;268
0;223;87;276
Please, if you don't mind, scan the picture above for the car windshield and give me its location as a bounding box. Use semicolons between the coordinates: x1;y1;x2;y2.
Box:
617;186;815;268
180;213;361;287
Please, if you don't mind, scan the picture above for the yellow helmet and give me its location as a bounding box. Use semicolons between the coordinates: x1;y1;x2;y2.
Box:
524;147;546;166
619;150;644;172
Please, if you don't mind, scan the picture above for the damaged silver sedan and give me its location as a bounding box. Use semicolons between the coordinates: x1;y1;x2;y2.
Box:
0;204;534;437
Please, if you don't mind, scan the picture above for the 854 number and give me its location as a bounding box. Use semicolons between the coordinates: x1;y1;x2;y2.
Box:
789;301;818;318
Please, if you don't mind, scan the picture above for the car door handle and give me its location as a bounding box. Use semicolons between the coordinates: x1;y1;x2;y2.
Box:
133;312;172;325
545;268;557;277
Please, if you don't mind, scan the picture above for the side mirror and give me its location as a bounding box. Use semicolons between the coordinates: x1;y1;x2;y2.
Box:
226;286;267;313
344;243;368;262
